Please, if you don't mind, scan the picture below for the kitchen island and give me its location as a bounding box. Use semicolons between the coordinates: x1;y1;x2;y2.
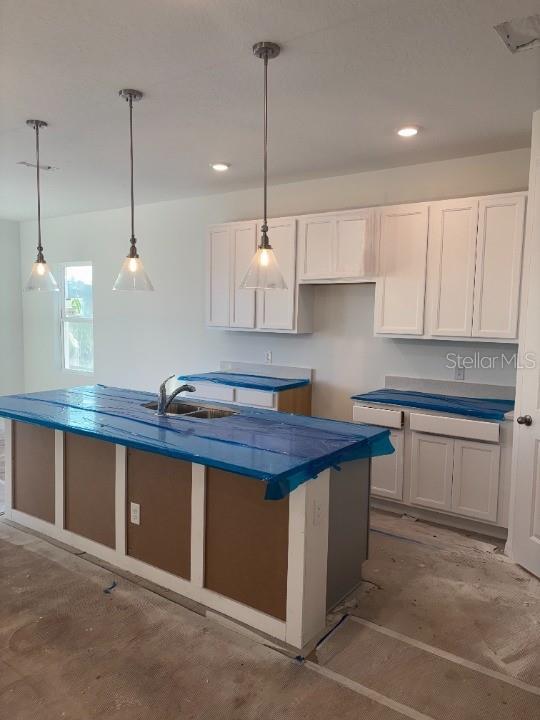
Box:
0;385;392;650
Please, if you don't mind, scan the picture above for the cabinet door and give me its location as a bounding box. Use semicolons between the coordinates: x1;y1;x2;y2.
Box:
257;218;297;330
429;199;478;336
410;432;454;510
298;215;334;280
374;204;429;335
335;209;374;279
207;226;230;327
451;440;500;522
229;223;257;328
371;430;404;500
472;194;526;339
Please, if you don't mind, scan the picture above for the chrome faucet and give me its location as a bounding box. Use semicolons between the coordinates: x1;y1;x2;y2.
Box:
157;375;196;416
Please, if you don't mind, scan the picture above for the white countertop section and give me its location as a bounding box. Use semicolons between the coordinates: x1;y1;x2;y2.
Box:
219;361;314;382
385;375;515;402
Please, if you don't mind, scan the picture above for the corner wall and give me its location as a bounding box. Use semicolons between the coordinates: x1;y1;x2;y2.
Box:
19;148;530;420
0;219;24;394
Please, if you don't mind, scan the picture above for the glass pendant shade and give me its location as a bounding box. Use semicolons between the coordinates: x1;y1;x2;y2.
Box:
113;256;154;292
240;246;287;290
25;261;59;292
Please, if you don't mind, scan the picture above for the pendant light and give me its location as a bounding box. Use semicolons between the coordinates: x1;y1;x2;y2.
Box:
240;42;287;291
113;89;154;291
24;120;59;292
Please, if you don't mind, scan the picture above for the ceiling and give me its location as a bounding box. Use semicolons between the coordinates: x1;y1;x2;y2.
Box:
1;0;539;221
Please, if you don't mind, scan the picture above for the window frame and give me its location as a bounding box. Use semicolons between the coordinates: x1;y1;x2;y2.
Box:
59;261;95;375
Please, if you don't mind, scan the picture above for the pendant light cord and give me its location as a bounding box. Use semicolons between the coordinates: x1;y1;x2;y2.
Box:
34;122;44;262
128;95;138;257
261;51;270;249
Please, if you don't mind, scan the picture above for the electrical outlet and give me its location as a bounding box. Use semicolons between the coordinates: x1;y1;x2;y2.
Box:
265;351;272;364
455;366;465;381
130;502;141;525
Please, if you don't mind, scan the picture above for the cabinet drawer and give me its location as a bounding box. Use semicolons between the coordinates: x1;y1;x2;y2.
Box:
409;412;499;443
189;382;235;403
235;388;275;408
353;404;403;429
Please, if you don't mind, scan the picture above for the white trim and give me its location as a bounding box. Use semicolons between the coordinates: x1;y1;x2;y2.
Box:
54;431;64;529
285;469;330;648
115;445;127;555
349;616;540;697
190;463;206;588
4;419;12;514
305;661;436;720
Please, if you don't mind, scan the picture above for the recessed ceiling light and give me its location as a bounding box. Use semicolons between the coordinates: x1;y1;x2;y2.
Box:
397;126;419;138
211;163;230;172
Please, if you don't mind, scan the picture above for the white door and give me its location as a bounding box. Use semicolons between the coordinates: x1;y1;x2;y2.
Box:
374;204;429;335
298;215;334;280
207;226;230;327
472;193;526;339
452;440;500;522
257;218;297;331
410;432;454;510
428;198;478;337
335;209;373;279
371;430;404;500
508;110;540;577
229;223;257;328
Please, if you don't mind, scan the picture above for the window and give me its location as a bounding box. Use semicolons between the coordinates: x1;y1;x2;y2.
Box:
60;264;94;373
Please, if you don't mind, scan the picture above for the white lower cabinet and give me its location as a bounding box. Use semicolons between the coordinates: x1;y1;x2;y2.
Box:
451;439;500;522
371;430;404;500
410;431;500;522
410;432;454;511
353;401;507;527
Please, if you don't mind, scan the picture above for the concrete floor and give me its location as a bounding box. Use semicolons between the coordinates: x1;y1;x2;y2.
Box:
1;511;539;719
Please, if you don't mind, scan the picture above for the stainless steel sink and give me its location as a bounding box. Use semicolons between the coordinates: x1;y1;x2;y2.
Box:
142;401;236;419
142;401;200;415
187;408;237;419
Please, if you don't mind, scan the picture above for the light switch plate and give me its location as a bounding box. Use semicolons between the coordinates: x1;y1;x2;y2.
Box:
265;351;272;364
455;366;465;381
130;502;141;525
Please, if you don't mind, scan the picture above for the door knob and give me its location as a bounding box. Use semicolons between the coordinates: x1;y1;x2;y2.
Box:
517;415;533;427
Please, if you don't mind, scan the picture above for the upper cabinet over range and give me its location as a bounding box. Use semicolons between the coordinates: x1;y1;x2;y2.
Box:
206;191;526;339
207;217;313;334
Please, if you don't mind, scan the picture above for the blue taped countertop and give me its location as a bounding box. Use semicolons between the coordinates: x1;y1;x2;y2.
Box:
0;385;392;500
177;372;310;392
351;389;514;421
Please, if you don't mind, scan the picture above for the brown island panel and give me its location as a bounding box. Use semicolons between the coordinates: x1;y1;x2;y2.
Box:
12;421;56;523
64;432;116;548
126;448;192;580
204;467;289;620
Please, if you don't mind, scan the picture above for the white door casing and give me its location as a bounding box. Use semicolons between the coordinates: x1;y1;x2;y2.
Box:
508;111;540;577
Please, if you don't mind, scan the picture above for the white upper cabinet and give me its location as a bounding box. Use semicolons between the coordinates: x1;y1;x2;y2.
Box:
207;225;231;327
298;209;376;283
229;223;257;329
428;198;479;337
207;218;312;334
374;203;429;335
257;218;298;331
472;193;526;339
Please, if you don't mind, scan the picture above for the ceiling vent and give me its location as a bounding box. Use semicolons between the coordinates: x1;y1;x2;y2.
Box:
495;14;540;53
17;161;58;171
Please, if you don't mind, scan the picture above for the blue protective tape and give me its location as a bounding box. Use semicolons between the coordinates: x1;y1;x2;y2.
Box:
177;372;310;392
351;389;514;421
0;385;392;500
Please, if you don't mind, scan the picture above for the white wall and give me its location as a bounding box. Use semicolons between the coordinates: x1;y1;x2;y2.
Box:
0;219;24;394
20;147;530;420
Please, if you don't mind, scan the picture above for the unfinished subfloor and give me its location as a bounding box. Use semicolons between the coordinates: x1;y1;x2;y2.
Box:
1;510;539;720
